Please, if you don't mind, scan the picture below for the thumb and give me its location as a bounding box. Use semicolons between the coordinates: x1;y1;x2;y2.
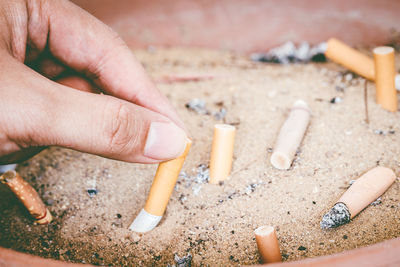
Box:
48;86;187;163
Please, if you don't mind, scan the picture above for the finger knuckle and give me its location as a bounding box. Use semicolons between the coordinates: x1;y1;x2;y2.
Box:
103;101;141;155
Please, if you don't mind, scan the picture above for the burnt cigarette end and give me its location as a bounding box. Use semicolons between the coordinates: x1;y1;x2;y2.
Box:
0;170;17;183
320;202;351;229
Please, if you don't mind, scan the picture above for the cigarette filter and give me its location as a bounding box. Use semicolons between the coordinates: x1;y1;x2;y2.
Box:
129;140;192;233
209;124;236;184
254;225;282;263
321;166;396;229
325;38;400;90
0;171;52;224
270;100;311;170
373;46;397;112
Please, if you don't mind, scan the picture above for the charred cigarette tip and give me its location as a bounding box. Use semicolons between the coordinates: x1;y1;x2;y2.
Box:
320;202;351;229
0;170;17;183
36;208;53;225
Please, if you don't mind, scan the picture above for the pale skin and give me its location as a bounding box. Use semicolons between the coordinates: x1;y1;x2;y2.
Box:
0;0;187;164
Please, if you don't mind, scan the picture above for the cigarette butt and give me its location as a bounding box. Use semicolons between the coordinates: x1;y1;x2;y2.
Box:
271;100;311;170
325;38;400;90
321;166;396;229
254;225;282;263
373;46;397;112
209;124;236;184
325;38;375;80
0;171;53;224
129;140;192;232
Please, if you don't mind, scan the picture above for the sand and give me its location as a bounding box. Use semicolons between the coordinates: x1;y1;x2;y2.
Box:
0;47;399;266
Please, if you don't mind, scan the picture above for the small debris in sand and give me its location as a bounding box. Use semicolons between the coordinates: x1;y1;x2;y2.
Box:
330;97;342;104
213;108;227;121
185;98;209;115
297;246;307;251
370;197;382;206
167;253;192;267
185;99;227;121
179;164;210;195
87;189;97;197
250;41;327;64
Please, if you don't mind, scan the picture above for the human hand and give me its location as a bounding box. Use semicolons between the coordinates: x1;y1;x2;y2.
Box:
0;0;188;164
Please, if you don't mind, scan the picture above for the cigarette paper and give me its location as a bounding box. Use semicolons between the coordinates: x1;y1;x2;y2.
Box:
209;124;236;184
254;226;282;263
325;38;400;90
129;140;192;232
0;171;52;224
373;46;397;112
321;166;396;229
270;100;311;170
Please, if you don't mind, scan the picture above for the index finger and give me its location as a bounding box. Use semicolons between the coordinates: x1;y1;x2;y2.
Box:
28;0;185;130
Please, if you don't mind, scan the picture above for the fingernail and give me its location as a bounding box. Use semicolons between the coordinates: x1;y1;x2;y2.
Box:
144;122;187;160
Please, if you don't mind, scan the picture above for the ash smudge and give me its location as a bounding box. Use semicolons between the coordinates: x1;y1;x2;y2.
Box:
167;253;192;267
185;98;209;115
251;41;327;64
179;164;209;195
320;202;351;229
185;99;227;121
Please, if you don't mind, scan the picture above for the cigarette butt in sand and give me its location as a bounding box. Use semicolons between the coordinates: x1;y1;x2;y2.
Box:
0;170;52;224
320;166;396;229
325;38;375;80
373;46;397;112
209;124;236;184
254;226;282;263
270;100;311;170
129;140;192;233
325;38;400;90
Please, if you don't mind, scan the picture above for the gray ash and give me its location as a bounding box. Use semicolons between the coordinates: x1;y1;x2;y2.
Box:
179;164;210;195
185;98;209;115
320;202;351;229
167;253;192;267
185;99;227;121
251;41;327;64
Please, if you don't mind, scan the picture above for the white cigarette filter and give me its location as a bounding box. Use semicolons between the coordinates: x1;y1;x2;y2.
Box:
209;124;236;184
129;139;192;233
254;225;282;263
325;38;400;90
270;100;311;170
321;166;396;229
373;46;397;112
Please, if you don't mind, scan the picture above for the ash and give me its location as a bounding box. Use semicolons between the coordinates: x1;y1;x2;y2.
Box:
185;98;209;115
370;197;382;206
320;202;351;229
185;99;227;121
167;253;192;267
179;164;210;195
251;41;327;64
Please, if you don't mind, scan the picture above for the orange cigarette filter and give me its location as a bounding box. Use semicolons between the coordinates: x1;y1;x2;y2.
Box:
144;140;192;216
325;38;375;80
373;46;397;112
0;170;52;224
339;166;395;218
254;225;282;263
321;166;396;229
209;124;236;184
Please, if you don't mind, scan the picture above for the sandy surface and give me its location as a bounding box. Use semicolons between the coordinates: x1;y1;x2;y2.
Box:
0;48;399;266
